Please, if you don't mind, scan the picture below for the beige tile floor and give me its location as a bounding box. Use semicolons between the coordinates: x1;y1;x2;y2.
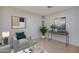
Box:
36;38;79;53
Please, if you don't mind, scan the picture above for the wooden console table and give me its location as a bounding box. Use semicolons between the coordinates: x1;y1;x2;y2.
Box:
48;30;69;46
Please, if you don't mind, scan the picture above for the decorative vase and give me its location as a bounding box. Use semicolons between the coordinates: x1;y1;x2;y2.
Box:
42;36;45;39
54;29;58;32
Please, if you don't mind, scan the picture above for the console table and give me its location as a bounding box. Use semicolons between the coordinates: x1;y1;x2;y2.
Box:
48;30;69;46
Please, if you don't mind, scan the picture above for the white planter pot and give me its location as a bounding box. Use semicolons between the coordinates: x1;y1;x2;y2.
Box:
42;36;45;39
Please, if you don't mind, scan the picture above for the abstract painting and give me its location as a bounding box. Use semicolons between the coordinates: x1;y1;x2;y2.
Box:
11;16;26;29
54;17;66;30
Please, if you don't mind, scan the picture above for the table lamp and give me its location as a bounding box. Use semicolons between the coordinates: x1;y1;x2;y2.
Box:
2;31;10;45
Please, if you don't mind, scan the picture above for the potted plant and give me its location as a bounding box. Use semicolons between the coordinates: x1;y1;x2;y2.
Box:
40;26;48;38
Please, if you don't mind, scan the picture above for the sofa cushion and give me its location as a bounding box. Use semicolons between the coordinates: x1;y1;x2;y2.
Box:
16;32;26;40
18;39;29;48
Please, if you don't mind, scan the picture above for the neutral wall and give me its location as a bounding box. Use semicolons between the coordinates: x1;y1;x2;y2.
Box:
0;7;3;37
0;7;42;41
45;7;79;46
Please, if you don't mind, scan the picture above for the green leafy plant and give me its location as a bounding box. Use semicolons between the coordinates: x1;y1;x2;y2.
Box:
40;26;48;36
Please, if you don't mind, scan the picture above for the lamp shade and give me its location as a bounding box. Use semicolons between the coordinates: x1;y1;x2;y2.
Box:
2;31;10;38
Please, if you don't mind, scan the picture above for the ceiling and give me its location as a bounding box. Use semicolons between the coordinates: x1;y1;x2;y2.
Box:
12;6;73;16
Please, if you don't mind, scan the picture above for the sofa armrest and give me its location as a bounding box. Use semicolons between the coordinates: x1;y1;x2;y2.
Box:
13;37;18;52
13;36;17;40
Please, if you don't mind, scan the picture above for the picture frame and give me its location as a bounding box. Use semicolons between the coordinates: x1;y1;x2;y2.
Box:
54;17;66;31
11;16;26;29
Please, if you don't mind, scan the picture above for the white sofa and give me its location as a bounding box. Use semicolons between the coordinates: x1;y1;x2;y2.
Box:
13;36;31;53
0;45;11;53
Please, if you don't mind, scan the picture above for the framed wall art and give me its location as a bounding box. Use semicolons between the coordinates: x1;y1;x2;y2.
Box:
11;16;26;29
54;17;66;31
